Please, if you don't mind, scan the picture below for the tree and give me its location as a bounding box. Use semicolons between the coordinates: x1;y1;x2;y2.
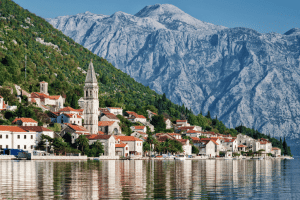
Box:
63;132;72;145
206;111;211;119
151;115;166;133
86;141;104;157
192;146;199;154
75;135;89;152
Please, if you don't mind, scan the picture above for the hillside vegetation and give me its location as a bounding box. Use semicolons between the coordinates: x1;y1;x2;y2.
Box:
0;0;291;156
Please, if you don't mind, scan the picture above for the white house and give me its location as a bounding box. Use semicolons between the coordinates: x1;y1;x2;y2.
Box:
125;111;147;123
56;113;82;126
259;139;272;153
195;140;217;157
223;138;238;152
107;107;123;115
177;139;192;155
164;118;172;129
20;126;54;142
237;134;254;148
176;120;190;127
29;82;65;112
0;95;4;110
185;130;202;138
61;123;90;143
98;121;121;135
131;131;148;139
115;142;129;157
147;110;157;120
271;147;281;157
0;125;53;152
12;118;38;126
86;134;116;157
114;136;143;156
100;113;120;123
168;133;182;140
130;126;146;133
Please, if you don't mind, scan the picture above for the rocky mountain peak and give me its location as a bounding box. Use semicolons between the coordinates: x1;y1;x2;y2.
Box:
284;28;300;36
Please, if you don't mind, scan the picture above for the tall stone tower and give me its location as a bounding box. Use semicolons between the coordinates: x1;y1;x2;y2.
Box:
84;60;99;134
40;81;49;95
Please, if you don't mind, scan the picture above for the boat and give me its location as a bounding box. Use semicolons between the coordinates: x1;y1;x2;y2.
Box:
174;155;186;160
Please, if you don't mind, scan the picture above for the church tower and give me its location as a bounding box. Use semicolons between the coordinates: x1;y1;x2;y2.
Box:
84;60;99;134
40;81;49;95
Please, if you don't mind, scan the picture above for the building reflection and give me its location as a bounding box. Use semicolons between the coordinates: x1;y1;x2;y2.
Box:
0;159;287;199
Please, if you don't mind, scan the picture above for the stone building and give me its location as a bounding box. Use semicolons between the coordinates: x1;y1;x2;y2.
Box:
84;61;99;134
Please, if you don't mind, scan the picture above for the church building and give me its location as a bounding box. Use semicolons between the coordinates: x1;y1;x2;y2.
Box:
83;61;99;134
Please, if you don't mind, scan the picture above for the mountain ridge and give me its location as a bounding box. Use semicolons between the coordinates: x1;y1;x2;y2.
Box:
47;4;300;139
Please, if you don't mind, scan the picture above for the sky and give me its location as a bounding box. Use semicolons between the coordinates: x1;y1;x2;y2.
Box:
13;0;300;34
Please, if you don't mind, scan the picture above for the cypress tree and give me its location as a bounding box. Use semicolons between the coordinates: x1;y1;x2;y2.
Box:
206;111;211;119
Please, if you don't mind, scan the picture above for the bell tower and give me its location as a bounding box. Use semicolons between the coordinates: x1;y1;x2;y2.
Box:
40;81;49;95
83;60;99;134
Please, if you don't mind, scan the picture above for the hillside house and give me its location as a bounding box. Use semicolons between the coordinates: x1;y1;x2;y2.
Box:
99;113;120;123
259;138;272;153
222;138;238;152
98;121;121;135
168;133;182;140
19;126;54;143
115;142;129;157
164;118;172;129
12;118;38;126
61;123;90;143
114;136;143;156
56;113;82;126
125;111;147;123
86;134;115;157
185;130;202;138
107;107;123;115
177;139;192;155
131;131;148;139
130;126;146;133
0;126;39;151
271;147;281;157
196;140;217;157
147;110;157;120
176;120;190;127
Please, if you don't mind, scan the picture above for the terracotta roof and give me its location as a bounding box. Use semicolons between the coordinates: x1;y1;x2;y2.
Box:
169;133;181;136
103;113;119;120
49;95;61;100
31;98;36;103
136;131;147;135
50;112;60;117
0;125;27;132
186;130;200;133
272;147;281;150
176;120;187;123
59;107;78;112
19;126;52;132
200;138;219;145
224;138;235;143
98;121;115;126
137;115;146;119
40;81;47;83
115;143;127;148
238;145;247;148
114;136;143;141
0;95;3;98
107;107;122;110
65;123;88;132
98;131;105;135
126;111;138;117
191;137;201;141
62;113;82;118
132;126;145;130
75;109;84;112
12;118;38;124
177;139;189;145
87;134;112;140
177;126;195;130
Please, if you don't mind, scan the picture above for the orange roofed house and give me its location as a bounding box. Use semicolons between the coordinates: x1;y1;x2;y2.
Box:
125;111;147;123
12;118;38;126
98;121;121;135
86;135;116;157
114;136;143;156
61;123;90;143
28;81;65;112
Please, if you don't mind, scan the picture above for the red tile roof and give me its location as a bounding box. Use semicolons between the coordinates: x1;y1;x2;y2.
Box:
137;115;146;119
49;95;61;100
200;138;219;145
177;126;195;130
132;126;145;130
65;123;88;132
169;133;181;136
115;143;127;148
114;136;143;141
176;120;187;123
0;95;3;98
98;121;115;126
186;130;200;133
103;113;119;120
177;139;189;145
12;118;38;124
0;125;27;132
224;138;235;143
62;113;82;119
136;131;147;135
19;126;52;132
272;147;281;150
238;145;247;148
191;137;201;141
87;134;112;140
59;106;78;112
98;131;105;135
107;107;122;110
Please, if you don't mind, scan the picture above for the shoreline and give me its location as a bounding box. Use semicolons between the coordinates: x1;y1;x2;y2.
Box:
0;155;294;161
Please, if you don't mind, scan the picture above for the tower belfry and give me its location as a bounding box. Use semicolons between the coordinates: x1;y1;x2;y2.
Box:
84;60;99;134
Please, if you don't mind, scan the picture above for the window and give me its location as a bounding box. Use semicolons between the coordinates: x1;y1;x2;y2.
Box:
24;145;26;149
24;135;26;139
31;135;33;139
0;135;2;139
0;145;2;149
86;91;88;97
17;135;20;139
126;147;128;150
17;145;20;149
31;145;33;149
6;145;8;148
6;135;8;139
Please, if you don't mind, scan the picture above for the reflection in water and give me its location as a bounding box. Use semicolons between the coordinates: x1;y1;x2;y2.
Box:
0;159;299;199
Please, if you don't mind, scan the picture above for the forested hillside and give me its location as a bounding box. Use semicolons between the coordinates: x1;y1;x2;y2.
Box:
0;0;291;156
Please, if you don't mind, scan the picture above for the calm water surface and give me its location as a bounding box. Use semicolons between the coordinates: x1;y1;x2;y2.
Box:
0;158;299;199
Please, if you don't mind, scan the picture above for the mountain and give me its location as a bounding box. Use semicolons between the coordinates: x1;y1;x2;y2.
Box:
47;4;300;139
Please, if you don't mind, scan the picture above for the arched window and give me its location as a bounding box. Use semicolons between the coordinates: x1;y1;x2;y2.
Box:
90;91;92;97
86;91;88;97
